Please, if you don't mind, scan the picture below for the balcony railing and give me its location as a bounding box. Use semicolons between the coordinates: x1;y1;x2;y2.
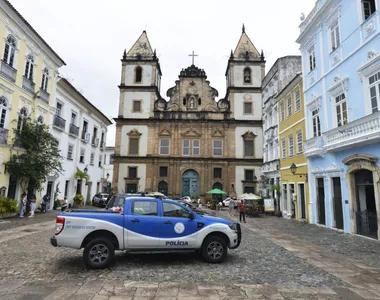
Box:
100;141;105;150
69;123;79;136
22;76;35;94
0;128;9;145
304;136;325;157
39;88;50;103
0;61;17;82
324;111;380;152
92;137;99;147
82;131;90;143
53;115;66;131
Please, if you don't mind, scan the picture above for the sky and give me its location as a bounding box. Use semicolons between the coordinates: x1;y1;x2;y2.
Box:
10;0;316;146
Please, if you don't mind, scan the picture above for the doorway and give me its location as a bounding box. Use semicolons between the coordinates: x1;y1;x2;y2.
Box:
355;170;378;238
46;181;53;199
316;178;326;225
298;183;306;219
126;184;137;193
332;177;344;230
7;175;17;200
182;169;199;197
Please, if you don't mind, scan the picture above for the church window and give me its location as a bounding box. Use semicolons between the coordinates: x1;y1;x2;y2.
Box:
244;67;251;84
132;100;142;112
24;54;34;82
192;140;200;155
287;96;292;117
329;20;340;52
41;68;49;91
213;168;222;179
288;134;294;157
244;140;254;157
212;140;223;156
244;102;253;114
295;89;301;112
280;101;285;121
0;97;8;129
159;166;168;177
129;138;139;155
128;167;137;178
308;46;316;72
362;0;376;20
135;66;142;83
198;98;201;105
3;35;16;67
159;138;170;155
182;139;190;156
245;170;254;181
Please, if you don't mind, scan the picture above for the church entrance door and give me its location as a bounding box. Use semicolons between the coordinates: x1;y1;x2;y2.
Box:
182;170;199;198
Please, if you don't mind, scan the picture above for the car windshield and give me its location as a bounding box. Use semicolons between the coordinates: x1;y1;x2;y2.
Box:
106;196;125;209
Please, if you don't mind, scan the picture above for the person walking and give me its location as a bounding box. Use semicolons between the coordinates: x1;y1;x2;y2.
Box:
29;193;36;218
234;198;238;213
228;198;234;216
19;192;27;217
43;193;50;213
239;199;246;223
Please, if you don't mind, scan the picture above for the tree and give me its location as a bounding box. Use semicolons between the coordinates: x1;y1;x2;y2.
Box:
5;119;63;192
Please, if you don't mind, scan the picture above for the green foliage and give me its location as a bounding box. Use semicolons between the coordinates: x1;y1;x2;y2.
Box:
73;194;84;204
54;200;61;209
75;169;90;182
270;185;281;197
0;197;18;214
5;119;62;191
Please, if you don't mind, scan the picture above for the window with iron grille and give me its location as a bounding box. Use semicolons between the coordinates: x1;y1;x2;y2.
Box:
160;166;168;177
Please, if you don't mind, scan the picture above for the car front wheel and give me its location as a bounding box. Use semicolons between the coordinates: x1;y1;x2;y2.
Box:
201;235;227;263
83;238;115;269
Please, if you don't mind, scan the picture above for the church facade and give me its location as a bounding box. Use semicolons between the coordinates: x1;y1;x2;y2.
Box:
113;28;265;198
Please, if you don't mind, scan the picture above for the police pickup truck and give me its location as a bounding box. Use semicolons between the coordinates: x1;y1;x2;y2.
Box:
51;197;241;269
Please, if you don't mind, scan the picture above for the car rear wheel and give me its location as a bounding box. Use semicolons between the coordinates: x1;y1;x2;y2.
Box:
201;235;227;263
83;238;115;269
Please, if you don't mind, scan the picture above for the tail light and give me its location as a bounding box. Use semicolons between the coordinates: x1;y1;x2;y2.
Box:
55;216;65;235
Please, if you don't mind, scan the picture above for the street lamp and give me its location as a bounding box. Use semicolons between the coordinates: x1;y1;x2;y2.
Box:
290;163;308;182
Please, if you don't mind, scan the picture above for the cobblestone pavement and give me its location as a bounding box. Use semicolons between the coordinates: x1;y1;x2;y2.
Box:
0;210;58;231
0;210;380;299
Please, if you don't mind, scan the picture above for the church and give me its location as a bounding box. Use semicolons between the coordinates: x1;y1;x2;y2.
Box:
113;27;265;199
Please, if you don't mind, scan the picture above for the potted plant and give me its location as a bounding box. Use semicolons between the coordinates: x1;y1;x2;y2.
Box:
73;194;84;207
0;197;18;218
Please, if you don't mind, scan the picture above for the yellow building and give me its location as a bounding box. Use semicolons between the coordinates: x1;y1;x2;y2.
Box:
0;0;65;200
278;74;309;221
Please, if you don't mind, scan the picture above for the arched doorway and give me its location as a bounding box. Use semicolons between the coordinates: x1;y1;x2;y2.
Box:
158;181;168;195
182;169;199;198
354;169;378;238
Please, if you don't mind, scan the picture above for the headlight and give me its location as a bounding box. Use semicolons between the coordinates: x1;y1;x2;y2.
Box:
229;223;237;231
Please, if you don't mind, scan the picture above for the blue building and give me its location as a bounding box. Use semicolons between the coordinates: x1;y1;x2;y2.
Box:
297;0;380;239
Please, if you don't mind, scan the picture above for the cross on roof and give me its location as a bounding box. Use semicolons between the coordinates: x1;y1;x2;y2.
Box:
188;50;198;65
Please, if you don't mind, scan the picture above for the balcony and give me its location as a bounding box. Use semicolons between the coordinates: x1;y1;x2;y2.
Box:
39;88;50;103
324;112;380;152
81;131;90;143
0;128;9;145
22;76;35;94
92;136;99;147
100;141;105;150
0;61;17;82
53;115;66;131
69;123;79;137
304;136;325;157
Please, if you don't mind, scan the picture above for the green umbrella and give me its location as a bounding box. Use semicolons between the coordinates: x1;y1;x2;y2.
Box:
207;188;227;195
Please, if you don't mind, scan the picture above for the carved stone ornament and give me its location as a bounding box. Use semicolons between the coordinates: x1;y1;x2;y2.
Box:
217;99;229;111
309;72;316;84
154;98;167;111
243;94;252;101
212;130;225;137
332;53;340;65
158;129;171;137
367;50;378;61
365;22;374;37
242;131;257;139
342;154;379;166
127;129;142;137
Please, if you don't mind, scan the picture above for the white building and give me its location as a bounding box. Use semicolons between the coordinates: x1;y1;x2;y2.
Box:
47;78;112;206
262;56;302;195
102;146;114;194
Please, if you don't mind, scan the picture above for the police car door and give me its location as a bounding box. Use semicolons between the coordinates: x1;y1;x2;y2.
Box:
126;199;160;248
159;202;199;248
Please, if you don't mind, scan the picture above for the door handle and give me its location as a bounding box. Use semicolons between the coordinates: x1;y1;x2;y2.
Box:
164;221;172;225
131;219;140;223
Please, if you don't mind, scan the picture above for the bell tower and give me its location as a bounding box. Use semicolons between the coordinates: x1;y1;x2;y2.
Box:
118;31;162;119
225;25;265;121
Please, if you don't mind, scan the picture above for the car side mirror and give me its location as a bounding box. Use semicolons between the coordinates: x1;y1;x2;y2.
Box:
189;212;195;220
